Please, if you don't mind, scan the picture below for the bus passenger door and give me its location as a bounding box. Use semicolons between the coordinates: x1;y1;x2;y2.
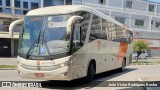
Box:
70;21;83;79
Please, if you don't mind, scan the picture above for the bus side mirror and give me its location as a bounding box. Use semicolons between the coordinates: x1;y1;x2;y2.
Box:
67;16;83;35
9;19;24;37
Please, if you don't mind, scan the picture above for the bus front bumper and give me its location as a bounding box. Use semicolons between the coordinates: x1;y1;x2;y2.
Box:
18;65;71;81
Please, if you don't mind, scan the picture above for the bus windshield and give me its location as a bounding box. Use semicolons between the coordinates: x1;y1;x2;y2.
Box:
19;14;71;57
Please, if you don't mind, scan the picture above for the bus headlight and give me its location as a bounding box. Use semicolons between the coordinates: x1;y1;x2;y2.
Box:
59;63;65;68
59;61;71;68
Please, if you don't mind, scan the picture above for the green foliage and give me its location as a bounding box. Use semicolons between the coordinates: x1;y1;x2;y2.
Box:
133;40;149;61
133;40;148;52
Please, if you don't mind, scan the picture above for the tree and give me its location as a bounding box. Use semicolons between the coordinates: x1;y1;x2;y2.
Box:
133;40;148;61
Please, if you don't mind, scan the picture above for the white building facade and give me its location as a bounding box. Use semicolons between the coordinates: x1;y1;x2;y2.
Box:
0;0;160;56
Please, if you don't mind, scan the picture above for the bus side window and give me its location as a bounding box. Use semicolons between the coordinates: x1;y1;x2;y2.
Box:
89;15;101;42
80;12;90;44
102;19;108;40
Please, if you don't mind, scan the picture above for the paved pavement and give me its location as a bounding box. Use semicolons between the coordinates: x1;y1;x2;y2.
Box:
0;57;17;65
0;65;159;90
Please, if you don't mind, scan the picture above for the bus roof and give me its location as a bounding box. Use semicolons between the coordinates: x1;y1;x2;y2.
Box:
27;5;131;31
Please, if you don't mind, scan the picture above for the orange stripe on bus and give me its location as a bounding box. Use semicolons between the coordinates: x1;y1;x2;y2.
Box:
36;60;40;65
118;43;128;63
97;40;101;47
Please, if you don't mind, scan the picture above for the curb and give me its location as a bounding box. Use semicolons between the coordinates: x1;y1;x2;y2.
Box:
0;68;17;70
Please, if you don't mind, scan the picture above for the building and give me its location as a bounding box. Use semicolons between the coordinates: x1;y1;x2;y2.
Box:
0;0;160;57
0;0;41;57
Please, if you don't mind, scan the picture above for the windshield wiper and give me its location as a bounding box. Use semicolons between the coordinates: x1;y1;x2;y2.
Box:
25;30;42;59
25;16;53;60
41;27;53;60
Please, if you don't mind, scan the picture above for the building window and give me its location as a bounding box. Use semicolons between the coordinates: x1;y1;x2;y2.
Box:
149;4;154;12
31;2;38;9
115;17;125;24
15;0;20;8
135;19;144;26
99;0;106;4
0;7;2;12
126;0;132;9
44;0;52;7
0;0;2;5
23;2;28;8
6;0;10;6
3;21;10;25
66;0;72;5
155;22;160;28
23;10;28;15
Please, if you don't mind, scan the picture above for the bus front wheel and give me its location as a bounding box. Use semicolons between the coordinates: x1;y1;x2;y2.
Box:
85;63;95;83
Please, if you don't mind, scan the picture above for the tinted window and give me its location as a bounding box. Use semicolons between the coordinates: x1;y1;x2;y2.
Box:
79;12;90;43
0;0;2;5
89;15;101;42
135;19;144;26
66;0;72;5
126;0;132;9
89;15;108;42
149;4;154;12
6;0;10;6
15;0;20;8
23;2;28;8
31;2;38;9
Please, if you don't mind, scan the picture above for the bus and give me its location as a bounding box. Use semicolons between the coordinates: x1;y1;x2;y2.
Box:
9;5;133;82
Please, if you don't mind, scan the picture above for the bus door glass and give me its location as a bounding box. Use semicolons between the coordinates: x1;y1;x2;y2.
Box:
72;20;82;53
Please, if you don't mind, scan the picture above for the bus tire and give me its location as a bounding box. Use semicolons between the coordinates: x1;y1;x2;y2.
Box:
120;59;126;72
85;62;95;83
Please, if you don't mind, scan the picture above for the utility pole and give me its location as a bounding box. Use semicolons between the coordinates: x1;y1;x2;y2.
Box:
11;0;15;57
12;0;15;16
41;0;44;8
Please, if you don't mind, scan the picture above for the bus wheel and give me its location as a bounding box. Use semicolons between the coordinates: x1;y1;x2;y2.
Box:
85;63;95;83
120;59;126;72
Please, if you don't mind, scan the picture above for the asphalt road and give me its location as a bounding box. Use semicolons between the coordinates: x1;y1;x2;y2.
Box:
0;65;160;90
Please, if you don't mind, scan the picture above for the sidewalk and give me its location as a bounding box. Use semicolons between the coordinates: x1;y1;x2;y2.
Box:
132;57;160;62
0;57;17;65
149;56;160;59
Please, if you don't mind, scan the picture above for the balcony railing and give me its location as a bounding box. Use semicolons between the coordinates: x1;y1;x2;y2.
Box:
0;25;21;32
0;25;9;32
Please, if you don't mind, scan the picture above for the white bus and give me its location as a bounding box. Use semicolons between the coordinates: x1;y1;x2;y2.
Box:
10;5;133;82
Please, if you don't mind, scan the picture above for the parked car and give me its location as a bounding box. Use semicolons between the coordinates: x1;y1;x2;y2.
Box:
132;51;148;60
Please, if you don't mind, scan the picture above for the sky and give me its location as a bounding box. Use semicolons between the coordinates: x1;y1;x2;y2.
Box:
147;0;160;3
